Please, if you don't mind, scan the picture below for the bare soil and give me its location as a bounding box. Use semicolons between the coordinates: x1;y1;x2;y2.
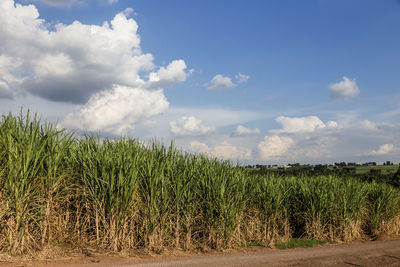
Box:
1;238;400;267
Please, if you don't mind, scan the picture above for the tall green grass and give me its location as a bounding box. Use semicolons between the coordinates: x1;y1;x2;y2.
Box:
0;110;399;254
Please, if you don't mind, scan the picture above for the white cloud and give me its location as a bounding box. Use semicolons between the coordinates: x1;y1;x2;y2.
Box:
293;135;338;160
61;85;169;135
0;80;13;99
170;116;215;136
108;0;118;4
190;141;252;160
206;73;249;90
232;125;260;136
329;76;360;100
213;142;252;160
326;121;338;128
146;60;187;89
169;107;266;128
190;140;211;154
273;116;337;133
360;120;379;131
207;74;236;90
0;1;188;103
257;135;294;161
368;144;395;156
235;73;250;84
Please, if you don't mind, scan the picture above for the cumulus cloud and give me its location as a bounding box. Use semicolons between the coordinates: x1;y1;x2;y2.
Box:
368;144;395;156
329;76;360;100
272;116;337;134
190;140;211;154
232;125;260;136
0;1;188;102
190;141;252;160
146;60;187;89
235;73;250;84
207;74;236;90
170;116;216;136
257;135;295;161
206;73;250;90
61;85;169;135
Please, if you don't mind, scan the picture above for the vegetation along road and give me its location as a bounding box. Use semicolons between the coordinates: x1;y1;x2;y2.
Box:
2;239;400;267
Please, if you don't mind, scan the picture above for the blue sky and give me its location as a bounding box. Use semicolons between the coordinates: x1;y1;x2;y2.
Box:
1;0;399;164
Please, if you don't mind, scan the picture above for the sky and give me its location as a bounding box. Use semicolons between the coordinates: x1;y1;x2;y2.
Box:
1;0;400;165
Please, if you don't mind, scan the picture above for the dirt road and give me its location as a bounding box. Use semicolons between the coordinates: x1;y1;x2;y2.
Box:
3;239;400;267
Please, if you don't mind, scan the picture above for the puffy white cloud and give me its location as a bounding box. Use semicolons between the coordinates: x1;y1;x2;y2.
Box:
207;74;236;90
190;140;211;154
61;85;169;135
146;60;187;89
368;144;395;156
235;73;250;84
190;141;252;160
0;1;187;102
232;125;260;136
273;116;337;133
329;76;360;100
213;142;252;160
170;116;215;136
257;135;294;161
206;73;250;90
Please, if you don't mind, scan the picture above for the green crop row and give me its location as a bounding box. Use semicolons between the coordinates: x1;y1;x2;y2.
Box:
0;110;399;254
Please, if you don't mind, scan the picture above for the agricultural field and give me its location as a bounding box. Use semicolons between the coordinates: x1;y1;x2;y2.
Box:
0;111;400;256
352;165;399;174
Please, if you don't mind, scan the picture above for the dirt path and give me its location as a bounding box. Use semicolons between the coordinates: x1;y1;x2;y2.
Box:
2;239;400;267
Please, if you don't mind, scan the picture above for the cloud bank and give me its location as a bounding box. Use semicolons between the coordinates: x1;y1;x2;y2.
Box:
368;144;395;156
62;85;169;135
170;116;216;136
273;116;337;133
258;135;295;161
0;0;187;103
190;141;252;160
0;0;188;134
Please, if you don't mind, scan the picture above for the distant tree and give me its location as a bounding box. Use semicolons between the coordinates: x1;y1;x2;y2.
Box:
314;164;328;175
392;167;400;188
